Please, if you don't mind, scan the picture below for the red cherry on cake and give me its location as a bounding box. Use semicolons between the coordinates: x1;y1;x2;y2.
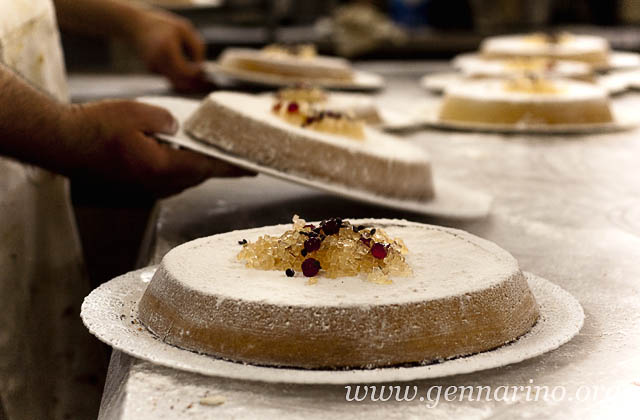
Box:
287;102;299;113
301;258;321;277
371;243;388;259
304;237;322;252
320;218;341;235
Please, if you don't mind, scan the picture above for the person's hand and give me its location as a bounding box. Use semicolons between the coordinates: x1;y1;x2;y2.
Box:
129;9;212;93
58;100;251;197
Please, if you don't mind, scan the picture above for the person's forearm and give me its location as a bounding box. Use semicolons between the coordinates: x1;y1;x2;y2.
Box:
0;64;76;175
53;0;149;40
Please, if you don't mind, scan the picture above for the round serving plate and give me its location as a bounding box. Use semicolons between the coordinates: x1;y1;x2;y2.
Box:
138;96;492;220
451;51;640;73
81;268;584;384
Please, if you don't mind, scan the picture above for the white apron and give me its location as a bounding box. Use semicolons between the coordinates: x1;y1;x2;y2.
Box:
0;1;104;419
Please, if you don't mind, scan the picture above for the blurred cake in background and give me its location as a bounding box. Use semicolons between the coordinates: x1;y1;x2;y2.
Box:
438;76;613;126
218;44;354;82
480;33;610;67
453;54;594;82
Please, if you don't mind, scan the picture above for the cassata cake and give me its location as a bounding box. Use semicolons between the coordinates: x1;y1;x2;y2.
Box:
185;91;433;200
438;77;614;126
480;33;610;67
138;217;540;369
218;45;354;81
453;54;594;82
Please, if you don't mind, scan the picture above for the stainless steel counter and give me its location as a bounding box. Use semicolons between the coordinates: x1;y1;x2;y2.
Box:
92;62;640;419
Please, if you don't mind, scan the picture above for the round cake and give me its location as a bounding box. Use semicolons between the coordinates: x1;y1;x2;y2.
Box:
138;218;540;369
453;54;593;81
185;91;433;200
218;46;354;81
480;33;610;67
438;78;614;126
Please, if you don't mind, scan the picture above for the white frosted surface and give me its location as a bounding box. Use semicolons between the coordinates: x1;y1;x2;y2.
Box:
158;219;519;306
202;91;428;162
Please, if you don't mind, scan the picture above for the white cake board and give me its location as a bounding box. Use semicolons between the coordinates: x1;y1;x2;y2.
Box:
420;71;637;96
206;62;384;91
382;101;639;135
81;267;584;384
139;96;492;220
451;51;640;73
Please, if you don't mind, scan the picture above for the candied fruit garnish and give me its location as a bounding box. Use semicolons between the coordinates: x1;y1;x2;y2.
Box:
301;258;321;277
271;96;365;141
371;243;388;259
304;237;322;252
236;215;412;284
320;218;341;235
